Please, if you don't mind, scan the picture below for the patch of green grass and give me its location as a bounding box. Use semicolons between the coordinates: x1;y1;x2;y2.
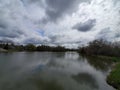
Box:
107;57;120;62
107;63;120;90
87;55;120;63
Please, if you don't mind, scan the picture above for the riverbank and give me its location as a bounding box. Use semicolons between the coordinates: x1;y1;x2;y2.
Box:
82;55;120;90
90;55;120;90
95;55;120;90
107;62;120;90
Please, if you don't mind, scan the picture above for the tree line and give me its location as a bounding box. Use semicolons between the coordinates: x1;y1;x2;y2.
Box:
78;39;120;57
0;43;76;52
1;40;120;56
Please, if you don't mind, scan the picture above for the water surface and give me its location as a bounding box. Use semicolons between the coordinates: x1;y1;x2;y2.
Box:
0;52;115;90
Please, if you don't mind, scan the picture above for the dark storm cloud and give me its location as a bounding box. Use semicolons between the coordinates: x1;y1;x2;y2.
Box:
0;22;18;38
20;0;90;23
45;0;75;21
0;20;24;39
73;19;96;32
0;22;7;29
0;19;24;39
0;27;24;38
44;0;90;22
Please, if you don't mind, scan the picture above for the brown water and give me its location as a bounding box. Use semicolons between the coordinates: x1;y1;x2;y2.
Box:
0;52;115;90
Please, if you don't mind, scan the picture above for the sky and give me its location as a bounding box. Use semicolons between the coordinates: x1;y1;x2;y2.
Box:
0;0;120;48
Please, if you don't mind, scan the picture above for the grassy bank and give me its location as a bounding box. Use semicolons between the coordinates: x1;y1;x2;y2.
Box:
92;55;120;90
82;55;120;90
107;63;120;90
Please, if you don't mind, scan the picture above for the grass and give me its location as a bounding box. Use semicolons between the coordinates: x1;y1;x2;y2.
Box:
93;55;120;62
107;63;120;90
88;55;120;90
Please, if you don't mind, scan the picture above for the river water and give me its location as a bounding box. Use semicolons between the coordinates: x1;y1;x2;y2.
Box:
0;52;115;90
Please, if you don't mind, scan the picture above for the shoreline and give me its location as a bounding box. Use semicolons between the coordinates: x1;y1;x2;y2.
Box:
107;62;120;90
84;55;120;90
79;54;120;90
91;55;120;90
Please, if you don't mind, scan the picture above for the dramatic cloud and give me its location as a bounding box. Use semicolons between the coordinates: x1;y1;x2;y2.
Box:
0;0;120;48
0;0;49;44
73;19;96;32
44;0;90;22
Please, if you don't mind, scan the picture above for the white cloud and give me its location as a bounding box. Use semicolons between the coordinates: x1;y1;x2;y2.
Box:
0;0;120;48
0;0;49;44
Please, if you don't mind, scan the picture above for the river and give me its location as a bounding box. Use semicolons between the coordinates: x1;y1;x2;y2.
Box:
0;52;115;90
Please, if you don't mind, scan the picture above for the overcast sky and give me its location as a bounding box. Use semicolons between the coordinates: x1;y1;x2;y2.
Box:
0;0;120;48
